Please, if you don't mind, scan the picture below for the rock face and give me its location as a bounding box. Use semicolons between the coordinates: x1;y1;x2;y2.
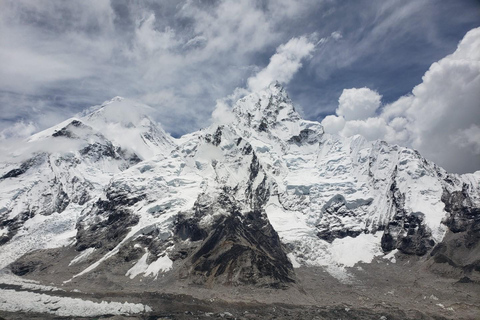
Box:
0;84;479;287
174;192;294;287
428;183;480;278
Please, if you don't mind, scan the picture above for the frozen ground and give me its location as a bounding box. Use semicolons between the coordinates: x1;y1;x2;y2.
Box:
0;273;151;317
0;251;478;319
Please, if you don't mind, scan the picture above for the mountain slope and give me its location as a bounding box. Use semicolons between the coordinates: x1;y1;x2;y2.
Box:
0;97;174;269
0;84;479;291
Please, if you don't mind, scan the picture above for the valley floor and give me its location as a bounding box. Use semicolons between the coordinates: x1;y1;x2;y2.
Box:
0;254;478;320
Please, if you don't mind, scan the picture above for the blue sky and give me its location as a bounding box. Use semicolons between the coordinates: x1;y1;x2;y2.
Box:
0;0;479;173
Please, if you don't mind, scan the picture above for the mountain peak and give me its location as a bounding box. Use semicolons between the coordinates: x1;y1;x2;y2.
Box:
232;83;300;133
267;80;285;91
84;97;156;126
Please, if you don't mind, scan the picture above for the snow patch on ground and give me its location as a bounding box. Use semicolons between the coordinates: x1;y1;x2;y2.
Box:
126;252;149;279
329;233;383;268
126;251;173;279
0;273;61;292
0;289;151;316
69;247;95;266
383;249;398;263
144;255;173;279
287;253;300;268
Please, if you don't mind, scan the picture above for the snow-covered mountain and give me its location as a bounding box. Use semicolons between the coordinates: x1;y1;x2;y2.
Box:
1;83;479;289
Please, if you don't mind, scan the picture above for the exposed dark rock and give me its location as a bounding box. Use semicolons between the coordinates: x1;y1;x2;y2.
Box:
80;142;116;159
117;241;144;263
381;231;396;252
397;214;434;255
79;140;141;167
212;126;223;146
429;228;480;277
54;183;70;213
5;247;70;281
245;152;270;211
171;186;294;287
316;194;365;243
52;120;86;138
52;129;76;139
75;190;143;252
242;143;253;155
458;276;473;283
10;260;44;276
115;146;142;165
0;153;46;180
288;129;319;145
70;177;92;206
318;229;363;243
429;239;480;273
189;209;295;287
204;133;213;144
381;173;434;255
258;120;268;132
428;183;480;277
0;210;36;246
175;215;208;241
382;216;434;256
441;184;480;233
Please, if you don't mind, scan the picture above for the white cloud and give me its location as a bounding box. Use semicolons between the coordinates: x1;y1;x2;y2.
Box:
134;14;179;55
0;0;478;174
322;27;480;173
337;88;382;120
247;36;316;92
211;99;237;125
212;36;316;125
341;117;389;141
0;121;37;140
452;124;480;154
331;31;343;40
0;0;316;136
321;115;345;134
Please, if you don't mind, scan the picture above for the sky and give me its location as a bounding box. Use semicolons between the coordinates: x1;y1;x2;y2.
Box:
0;0;479;173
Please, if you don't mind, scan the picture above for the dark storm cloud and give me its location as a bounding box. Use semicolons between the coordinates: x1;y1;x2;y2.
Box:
0;0;479;172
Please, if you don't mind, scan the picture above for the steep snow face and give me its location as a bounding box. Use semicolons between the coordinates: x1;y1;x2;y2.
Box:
65;120;294;286
0;84;478;287
219;83;479;276
83;97;175;160
0;98;174;268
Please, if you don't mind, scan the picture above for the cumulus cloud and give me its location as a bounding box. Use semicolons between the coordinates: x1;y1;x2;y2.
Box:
341;118;389;142
452;125;480;154
322;27;480;173
247;36;316;92
321;115;345;134
337;88;382;120
331;31;343;41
